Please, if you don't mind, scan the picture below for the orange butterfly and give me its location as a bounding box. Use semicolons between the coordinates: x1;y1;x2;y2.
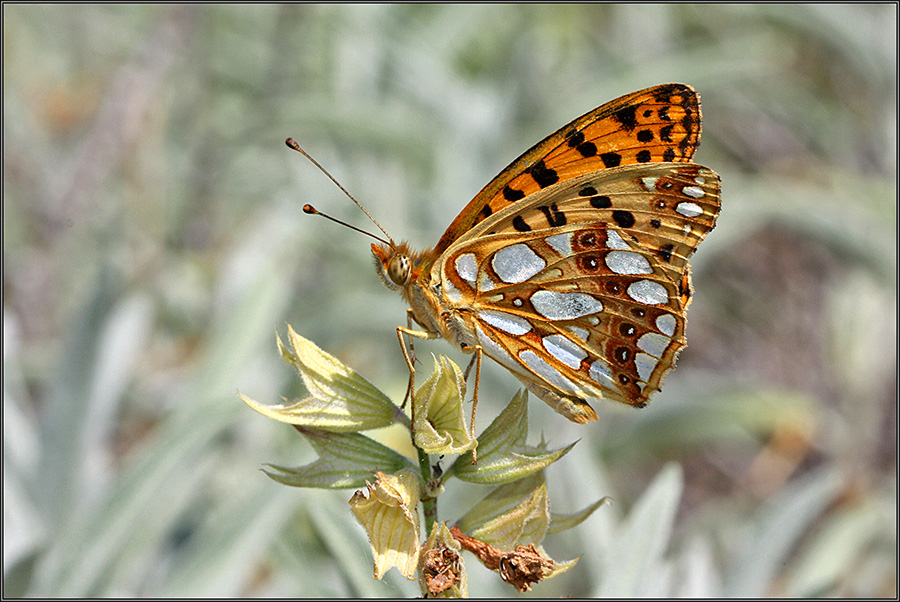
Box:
293;83;720;426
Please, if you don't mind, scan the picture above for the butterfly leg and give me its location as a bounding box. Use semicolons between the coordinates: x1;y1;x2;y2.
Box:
404;309;422;398
460;344;483;463
396;321;439;429
397;309;437;407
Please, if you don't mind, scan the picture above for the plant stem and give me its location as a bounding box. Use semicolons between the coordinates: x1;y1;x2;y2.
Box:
417;446;437;538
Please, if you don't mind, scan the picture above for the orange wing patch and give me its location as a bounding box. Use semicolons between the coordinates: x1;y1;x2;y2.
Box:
434;83;702;255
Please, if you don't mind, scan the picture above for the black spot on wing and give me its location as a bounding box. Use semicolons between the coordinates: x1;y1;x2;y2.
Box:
659;124;673;142
528;159;559;188
563;129;597;155
653;83;689;102
600;152;621;168
612;210;635;228
566;130;585;147
576;142;597;157
538;203;566;227
613;105;638;130
658;244;674;262
512;215;531;232
614;346;631;363
503;185;525;201
590;195;611;209
680;110;696;154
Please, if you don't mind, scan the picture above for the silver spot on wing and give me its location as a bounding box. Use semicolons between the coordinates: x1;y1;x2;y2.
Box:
491;244;546;283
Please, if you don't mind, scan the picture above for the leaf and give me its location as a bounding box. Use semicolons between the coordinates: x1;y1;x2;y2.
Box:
262;429;415;489
456;473;551;549
448;391;575;484
597;463;683;597
543;549;580;579
784;495;894;596
547;496;611;535
244;325;400;432
723;466;844;597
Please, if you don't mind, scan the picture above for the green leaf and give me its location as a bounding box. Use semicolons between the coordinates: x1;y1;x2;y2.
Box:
456;473;550;549
597;463;684;597
543;548;580;579
784;495;893;596
241;325;401;432
262;428;416;489
547;496;612;535
448;391;575;484
723;467;844;597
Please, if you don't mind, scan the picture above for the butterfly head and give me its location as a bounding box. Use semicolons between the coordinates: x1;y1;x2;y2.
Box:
372;242;414;291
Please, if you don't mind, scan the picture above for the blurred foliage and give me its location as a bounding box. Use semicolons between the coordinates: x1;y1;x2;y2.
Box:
3;3;896;597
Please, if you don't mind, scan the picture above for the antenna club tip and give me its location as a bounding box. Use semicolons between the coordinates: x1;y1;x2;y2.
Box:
302;204;317;214
285;137;299;149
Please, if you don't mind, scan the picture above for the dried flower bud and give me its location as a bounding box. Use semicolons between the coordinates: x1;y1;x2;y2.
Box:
420;522;467;598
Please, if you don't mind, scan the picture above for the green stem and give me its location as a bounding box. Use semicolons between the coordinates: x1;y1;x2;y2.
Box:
417;447;437;538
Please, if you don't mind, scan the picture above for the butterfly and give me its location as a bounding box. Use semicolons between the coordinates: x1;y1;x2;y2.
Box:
296;83;720;426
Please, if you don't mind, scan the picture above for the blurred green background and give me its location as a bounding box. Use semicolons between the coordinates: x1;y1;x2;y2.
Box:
3;4;896;598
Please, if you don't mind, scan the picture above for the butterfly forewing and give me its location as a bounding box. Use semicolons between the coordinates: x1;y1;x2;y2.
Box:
433;83;702;256
435;163;721;410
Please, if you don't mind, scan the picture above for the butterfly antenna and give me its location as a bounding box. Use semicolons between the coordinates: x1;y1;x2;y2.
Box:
301;204;390;246
285;137;396;247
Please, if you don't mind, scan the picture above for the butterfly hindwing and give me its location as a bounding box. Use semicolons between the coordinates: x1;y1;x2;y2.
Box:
435;163;720;409
433;83;703;256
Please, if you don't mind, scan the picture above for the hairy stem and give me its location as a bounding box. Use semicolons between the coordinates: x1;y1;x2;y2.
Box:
417;447;437;538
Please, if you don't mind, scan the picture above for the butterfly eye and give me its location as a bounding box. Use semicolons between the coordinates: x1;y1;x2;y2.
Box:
388;255;410;286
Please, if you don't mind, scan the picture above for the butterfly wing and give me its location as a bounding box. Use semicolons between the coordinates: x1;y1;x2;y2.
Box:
434;162;721;421
433;83;703;256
